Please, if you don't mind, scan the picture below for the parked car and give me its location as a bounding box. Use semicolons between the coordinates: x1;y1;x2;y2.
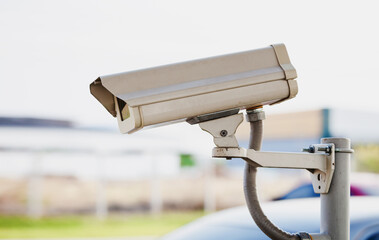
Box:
274;183;373;200
161;197;379;240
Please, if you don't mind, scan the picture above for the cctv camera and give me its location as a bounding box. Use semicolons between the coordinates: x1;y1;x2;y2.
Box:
90;43;297;134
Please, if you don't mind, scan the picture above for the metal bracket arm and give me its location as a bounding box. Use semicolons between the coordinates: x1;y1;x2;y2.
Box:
213;145;335;194
197;112;335;194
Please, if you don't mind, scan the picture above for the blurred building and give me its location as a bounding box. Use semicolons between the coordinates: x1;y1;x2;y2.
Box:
3;108;377;180
0;109;378;216
0;117;213;180
236;108;379;151
0;116;215;216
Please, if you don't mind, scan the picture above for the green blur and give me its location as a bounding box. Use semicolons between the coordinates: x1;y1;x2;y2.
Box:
0;211;204;238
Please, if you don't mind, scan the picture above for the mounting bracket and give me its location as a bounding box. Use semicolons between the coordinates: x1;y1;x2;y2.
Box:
212;145;335;193
199;112;335;194
199;113;243;148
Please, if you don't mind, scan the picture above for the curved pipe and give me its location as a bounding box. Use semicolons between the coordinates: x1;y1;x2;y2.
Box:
243;118;300;240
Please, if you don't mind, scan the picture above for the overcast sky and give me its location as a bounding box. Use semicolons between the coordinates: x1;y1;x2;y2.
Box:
1;0;378;129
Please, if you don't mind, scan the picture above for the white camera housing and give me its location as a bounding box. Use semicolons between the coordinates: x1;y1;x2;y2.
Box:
90;43;298;134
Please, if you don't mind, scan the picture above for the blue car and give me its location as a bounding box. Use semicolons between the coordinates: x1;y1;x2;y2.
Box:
161;197;379;240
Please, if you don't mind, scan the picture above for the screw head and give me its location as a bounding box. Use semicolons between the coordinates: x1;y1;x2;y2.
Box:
303;146;315;153
220;130;228;137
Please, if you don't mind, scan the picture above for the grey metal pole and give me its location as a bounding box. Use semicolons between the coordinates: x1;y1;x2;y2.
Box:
320;138;351;240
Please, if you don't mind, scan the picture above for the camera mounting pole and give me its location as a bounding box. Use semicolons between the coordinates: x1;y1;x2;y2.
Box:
198;110;352;240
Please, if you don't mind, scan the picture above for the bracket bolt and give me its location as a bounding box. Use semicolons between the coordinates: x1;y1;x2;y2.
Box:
303;145;332;154
318;146;332;154
303;146;315;153
220;130;228;137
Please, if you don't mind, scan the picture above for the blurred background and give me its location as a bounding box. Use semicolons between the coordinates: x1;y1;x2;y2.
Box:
1;0;379;239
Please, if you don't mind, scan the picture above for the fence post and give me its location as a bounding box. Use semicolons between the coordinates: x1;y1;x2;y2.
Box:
27;152;43;218
150;152;162;215
203;158;216;212
96;152;108;220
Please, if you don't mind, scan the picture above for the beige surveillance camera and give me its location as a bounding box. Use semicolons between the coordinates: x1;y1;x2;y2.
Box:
90;43;297;134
